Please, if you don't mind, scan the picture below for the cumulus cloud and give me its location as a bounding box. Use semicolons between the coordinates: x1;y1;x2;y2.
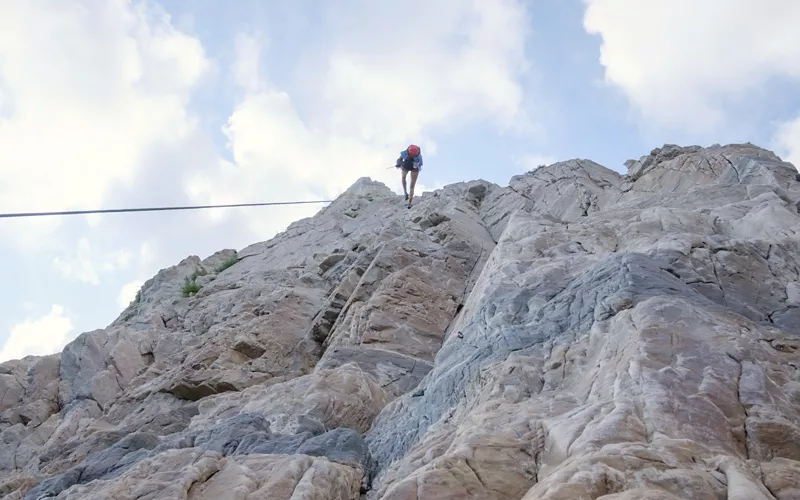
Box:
186;1;533;232
0;0;535;355
583;0;800;132
774;117;800;167
0;0;211;249
231;32;265;94
321;0;533;143
0;305;74;362
513;154;557;172
117;280;144;309
0;0;223;352
53;238;132;285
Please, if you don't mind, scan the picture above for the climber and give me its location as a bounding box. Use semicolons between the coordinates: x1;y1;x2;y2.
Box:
395;144;423;209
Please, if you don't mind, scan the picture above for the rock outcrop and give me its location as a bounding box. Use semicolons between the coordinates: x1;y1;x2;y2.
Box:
2;142;800;499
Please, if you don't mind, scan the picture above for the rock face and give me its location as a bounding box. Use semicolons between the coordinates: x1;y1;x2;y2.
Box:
2;142;800;499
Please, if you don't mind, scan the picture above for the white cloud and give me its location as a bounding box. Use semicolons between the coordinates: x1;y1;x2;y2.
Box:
774;117;800;168
0;305;74;362
185;87;355;238
53;238;132;285
186;1;533;231
513;154;556;172
583;0;800;132
0;1;536;356
139;241;158;268
0;1;224;354
322;0;532;144
117;280;144;309
0;0;210;250
231;32;266;94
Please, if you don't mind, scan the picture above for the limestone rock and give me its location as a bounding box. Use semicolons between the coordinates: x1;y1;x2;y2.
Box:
0;473;39;500
188;363;390;436
1;354;60;430
3;143;800;499
366;144;800;499
38;448;364;500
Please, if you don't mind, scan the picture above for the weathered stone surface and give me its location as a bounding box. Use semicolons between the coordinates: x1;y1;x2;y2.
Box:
366;143;800;499
38;449;364;500
1;354;60;432
188;363;390;436
23;432;160;499
22;412;370;499
4;143;800;499
58;328;155;410
0;473;40;500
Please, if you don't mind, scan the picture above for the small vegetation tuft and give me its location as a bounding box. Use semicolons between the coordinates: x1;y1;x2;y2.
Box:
182;277;201;297
182;266;207;297
215;252;239;273
189;267;208;281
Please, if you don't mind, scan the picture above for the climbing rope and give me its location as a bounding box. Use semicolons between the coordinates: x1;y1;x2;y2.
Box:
0;200;334;219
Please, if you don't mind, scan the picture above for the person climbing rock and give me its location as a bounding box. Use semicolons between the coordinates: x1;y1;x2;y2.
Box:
395;144;423;208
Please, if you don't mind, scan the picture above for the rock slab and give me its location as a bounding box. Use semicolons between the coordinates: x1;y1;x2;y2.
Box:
2;143;800;499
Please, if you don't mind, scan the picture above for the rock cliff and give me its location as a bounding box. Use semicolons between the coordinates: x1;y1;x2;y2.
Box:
2;142;800;499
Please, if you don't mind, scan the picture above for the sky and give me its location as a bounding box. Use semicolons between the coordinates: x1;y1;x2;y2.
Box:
1;0;799;362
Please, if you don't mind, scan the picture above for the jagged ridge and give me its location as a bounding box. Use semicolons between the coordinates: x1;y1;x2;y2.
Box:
2;143;800;499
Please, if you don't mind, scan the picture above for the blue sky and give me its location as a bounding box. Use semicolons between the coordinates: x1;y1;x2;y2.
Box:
1;0;799;361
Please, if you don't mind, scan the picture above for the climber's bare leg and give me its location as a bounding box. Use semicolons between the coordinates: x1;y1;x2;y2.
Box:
401;168;409;199
408;169;419;205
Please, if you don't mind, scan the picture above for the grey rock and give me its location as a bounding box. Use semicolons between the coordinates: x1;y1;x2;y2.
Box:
296;427;371;470
364;144;800;498
4;142;800;500
231;332;266;359
187;362;390;437
232;430;313;456
79;433;159;482
58;328;154;410
22;411;367;499
0;354;60;432
0;424;27;472
787;282;800;304
365;248;714;480
506;158;624;221
23;432;159;499
193;412;271;455
318;252;348;272
315;347;433;398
